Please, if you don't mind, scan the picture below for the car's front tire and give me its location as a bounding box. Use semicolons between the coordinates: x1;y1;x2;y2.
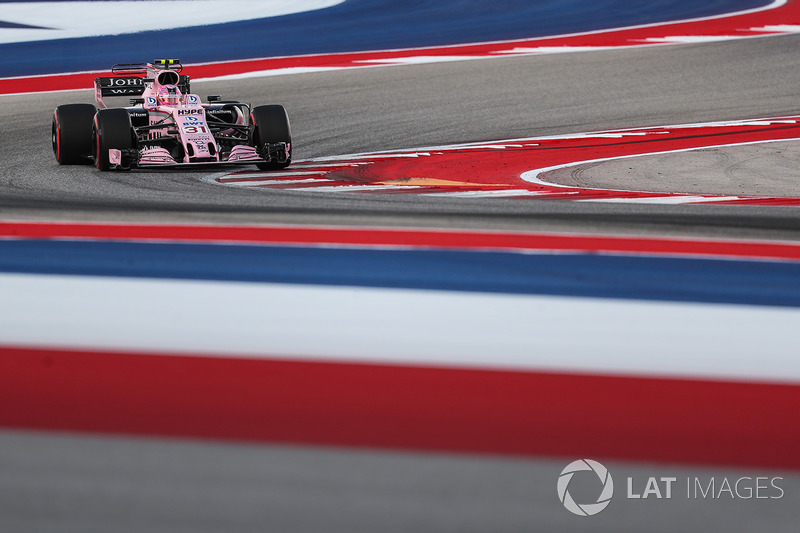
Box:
52;104;96;164
250;105;292;170
92;109;136;171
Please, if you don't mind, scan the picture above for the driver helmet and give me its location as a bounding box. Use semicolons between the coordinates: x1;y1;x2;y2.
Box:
157;84;182;106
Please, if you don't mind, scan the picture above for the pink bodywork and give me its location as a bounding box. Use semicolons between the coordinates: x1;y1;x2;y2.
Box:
96;63;263;166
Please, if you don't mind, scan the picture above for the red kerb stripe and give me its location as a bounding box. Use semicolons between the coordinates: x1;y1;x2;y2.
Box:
1;345;798;469
2;221;800;260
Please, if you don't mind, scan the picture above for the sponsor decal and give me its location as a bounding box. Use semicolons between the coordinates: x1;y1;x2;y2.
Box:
105;77;143;87
106;88;139;95
179;114;209;135
191;142;210;153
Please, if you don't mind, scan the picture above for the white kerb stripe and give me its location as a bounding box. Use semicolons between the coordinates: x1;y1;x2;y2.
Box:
1;273;799;384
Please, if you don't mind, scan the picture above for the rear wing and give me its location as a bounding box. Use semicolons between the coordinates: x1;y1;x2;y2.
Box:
94;74;191;98
94;59;191;108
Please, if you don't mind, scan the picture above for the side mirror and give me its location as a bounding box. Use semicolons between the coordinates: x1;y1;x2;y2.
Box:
207;95;222;102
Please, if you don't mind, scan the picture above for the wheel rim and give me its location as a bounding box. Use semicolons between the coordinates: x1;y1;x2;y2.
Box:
52;117;60;161
94;130;100;169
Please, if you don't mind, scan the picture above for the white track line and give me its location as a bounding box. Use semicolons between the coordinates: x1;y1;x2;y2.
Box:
284;184;422;192
521;137;800;191
0;0;344;44
578;196;743;204
3;272;800;384
423;189;561;198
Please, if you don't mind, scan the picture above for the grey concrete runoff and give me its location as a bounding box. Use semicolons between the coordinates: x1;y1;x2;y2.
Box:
543;140;800;198
1;429;798;533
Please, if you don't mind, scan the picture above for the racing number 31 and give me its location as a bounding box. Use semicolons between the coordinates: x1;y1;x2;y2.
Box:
182;125;208;134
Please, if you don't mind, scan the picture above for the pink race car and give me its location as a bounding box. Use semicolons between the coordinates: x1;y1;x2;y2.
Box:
52;59;291;171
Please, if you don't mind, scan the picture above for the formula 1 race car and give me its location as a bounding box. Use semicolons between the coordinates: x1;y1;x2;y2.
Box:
52;59;291;171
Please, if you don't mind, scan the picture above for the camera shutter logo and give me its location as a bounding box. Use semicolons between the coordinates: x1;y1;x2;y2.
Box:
557;459;614;516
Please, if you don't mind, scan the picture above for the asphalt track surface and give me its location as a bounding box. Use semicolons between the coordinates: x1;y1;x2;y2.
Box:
2;32;800;533
4;34;800;238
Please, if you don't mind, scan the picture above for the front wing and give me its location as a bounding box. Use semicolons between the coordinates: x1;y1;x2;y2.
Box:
108;142;290;169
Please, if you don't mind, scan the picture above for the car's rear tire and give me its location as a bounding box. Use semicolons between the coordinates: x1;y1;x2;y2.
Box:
52;104;96;164
92;109;136;171
250;105;292;170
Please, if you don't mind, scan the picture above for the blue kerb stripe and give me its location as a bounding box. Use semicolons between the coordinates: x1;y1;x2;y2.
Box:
1;240;799;307
0;0;773;76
